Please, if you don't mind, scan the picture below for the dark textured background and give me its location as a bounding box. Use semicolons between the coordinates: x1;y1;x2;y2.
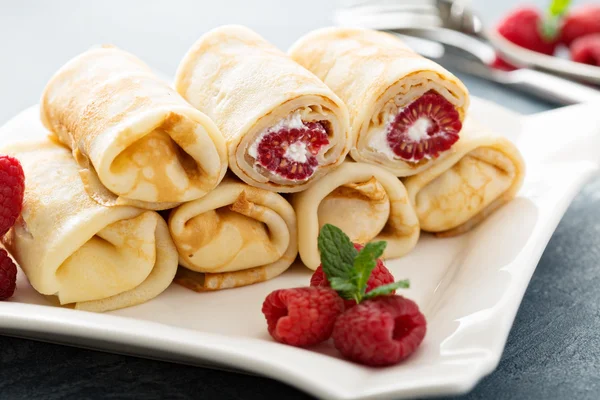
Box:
1;1;599;399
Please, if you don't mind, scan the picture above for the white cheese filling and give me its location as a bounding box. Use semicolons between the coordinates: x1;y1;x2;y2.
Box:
407;117;432;141
368;123;397;160
368;109;435;163
284;141;309;163
248;110;305;160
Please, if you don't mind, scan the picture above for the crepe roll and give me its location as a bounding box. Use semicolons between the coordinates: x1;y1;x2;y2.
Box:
175;25;351;193
403;120;525;236
168;179;297;290
1;139;178;313
291;162;420;270
289;27;469;176
40;45;228;210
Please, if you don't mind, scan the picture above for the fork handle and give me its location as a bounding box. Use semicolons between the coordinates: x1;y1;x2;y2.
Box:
507;69;600;105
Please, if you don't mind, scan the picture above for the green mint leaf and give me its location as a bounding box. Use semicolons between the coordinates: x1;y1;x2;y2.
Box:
329;277;357;300
541;0;572;41
364;280;410;299
317;224;358;283
548;0;571;17
353;241;387;302
329;277;355;292
540;20;556;42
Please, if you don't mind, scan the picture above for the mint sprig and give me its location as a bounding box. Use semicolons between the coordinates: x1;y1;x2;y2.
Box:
548;0;571;16
317;223;357;281
364;280;410;300
540;0;572;41
354;241;387;297
317;224;409;303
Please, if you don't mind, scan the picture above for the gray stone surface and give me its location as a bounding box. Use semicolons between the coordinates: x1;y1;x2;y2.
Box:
0;0;598;399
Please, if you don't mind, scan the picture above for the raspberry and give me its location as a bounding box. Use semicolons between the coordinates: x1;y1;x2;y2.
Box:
570;34;600;66
0;249;17;300
309;266;329;287
262;287;344;347
496;7;558;56
386;90;461;162
311;244;395;309
332;295;426;366
0;155;25;237
561;5;600;47
255;121;329;181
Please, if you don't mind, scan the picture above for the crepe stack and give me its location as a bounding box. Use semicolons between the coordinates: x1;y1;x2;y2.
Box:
0;25;526;312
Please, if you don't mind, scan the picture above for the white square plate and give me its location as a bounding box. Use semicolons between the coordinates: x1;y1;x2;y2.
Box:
0;98;599;400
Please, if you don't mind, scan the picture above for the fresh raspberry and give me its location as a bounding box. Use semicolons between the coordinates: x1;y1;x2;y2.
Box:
496;7;558;55
262;287;344;347
561;5;600;47
311;244;395;309
0;155;25;237
255;121;329;181
0;249;17;300
332;295;426;366
386;90;461;162
309;265;330;287
570;34;600;66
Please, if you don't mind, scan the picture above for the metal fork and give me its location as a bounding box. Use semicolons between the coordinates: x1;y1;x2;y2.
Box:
388;29;600;105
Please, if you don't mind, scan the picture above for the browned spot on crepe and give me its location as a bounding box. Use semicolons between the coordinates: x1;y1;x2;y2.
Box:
174;265;269;291
328;177;387;202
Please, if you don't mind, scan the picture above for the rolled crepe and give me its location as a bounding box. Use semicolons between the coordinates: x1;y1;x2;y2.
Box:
175;25;351;193
288;27;470;176
403;120;525;236
1;139;178;312
168;179;298;290
291;162;420;270
40;45;228;210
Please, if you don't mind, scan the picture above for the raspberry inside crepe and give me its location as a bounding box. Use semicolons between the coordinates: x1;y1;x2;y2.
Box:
249;116;330;182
